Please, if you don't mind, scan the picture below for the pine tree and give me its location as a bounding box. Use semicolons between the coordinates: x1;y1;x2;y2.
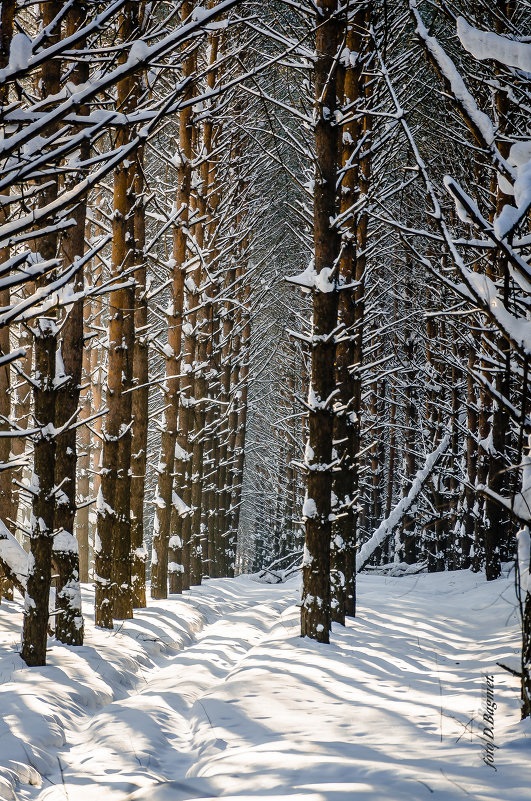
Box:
301;0;341;643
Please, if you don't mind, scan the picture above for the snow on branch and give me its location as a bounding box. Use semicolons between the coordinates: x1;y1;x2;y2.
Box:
0;1;127;85
0;0;242;162
457;16;531;73
408;1;514;180
356;435;450;572
0;520;28;595
373;36;531;360
443;176;531;286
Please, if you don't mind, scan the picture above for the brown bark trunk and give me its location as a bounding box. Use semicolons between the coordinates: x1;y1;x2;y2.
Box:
224;268;242;579
461;345;477;567
10;322;33;543
399;274;418;565
76;298;92;584
229;281;250;562
90;266;104;535
424;300;440;571
21;0;62;666
111;160;135;620
301;0;340;643
202;310;219;578
53;1;90;647
385;295;399;524
95;3;139;626
214;261;236;578
0;1;16;605
332;9;371;619
21;322;57;665
152;0;194;599
130;144;148;608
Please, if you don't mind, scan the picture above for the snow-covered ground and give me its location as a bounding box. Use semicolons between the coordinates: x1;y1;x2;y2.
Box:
0;569;529;801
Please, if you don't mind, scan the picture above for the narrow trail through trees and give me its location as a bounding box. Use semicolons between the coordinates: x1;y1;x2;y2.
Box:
24;579;297;801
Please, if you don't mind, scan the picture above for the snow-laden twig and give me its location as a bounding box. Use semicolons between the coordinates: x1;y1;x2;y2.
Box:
0;520;28;595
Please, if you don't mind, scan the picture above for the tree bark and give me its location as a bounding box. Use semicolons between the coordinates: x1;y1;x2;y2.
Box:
130;143;148;608
152;0;194;599
53;0;89;647
301;0;340;643
95;3;138;626
21;0;62;667
0;0;16;604
332;7;371;620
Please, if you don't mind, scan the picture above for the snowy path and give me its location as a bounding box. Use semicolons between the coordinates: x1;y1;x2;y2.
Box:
1;571;530;800
45;580;297;801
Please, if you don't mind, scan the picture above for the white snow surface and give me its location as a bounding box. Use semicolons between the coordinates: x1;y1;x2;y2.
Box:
0;571;529;800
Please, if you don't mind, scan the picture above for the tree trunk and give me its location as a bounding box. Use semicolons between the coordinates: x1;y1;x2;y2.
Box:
229;279;250;559
21;0;62;667
1;2;26;568
152;0;194;599
95;3;138;626
130;143;148;608
301;0;340;643
76;296;92;584
53;0;89;647
0;1;16;589
399;273;418;565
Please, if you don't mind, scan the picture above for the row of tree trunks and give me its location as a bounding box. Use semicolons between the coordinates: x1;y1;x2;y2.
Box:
156;88;253;589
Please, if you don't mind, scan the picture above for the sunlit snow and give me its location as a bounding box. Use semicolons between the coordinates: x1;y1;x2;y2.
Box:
0;571;529;800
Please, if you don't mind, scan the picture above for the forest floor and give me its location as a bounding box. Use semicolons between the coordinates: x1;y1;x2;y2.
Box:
0;568;529;801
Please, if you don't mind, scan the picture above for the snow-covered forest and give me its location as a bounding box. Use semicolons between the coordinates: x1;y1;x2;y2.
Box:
0;0;530;798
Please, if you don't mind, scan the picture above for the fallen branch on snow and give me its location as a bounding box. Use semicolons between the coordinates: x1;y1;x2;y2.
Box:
356;435;450;573
256;551;303;584
363;560;427;577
